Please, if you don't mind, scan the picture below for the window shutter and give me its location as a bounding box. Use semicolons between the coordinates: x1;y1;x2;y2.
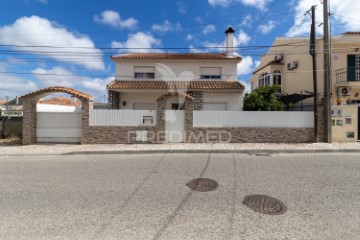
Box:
200;67;221;76
134;66;155;73
347;55;355;82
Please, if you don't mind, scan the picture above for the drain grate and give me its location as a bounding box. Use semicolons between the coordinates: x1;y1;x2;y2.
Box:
242;195;287;215
187;178;218;192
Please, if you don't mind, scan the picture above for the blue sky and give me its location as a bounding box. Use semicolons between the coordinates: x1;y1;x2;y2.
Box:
0;0;359;102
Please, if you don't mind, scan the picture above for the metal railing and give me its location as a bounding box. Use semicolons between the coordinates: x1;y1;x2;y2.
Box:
335;67;358;83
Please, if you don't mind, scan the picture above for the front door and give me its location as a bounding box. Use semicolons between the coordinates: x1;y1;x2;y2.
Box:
165;110;185;143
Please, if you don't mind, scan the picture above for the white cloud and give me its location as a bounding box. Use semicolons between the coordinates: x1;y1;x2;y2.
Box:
0;74;37;98
239;0;272;11
111;32;162;53
286;0;360;37
237;55;256;93
152;20;182;33
234;30;251;46
241;14;252;27
0;16;105;71
203;24;216;35
186;34;194;41
199;29;251;53
38;0;48;4
258;21;276;34
94;10;138;30
177;1;187;14
208;0;231;7
209;0;271;10
237;55;255;76
194;16;204;23
31;66;113;96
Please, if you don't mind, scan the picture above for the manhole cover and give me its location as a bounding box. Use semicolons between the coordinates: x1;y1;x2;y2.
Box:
242;195;287;215
186;178;218;192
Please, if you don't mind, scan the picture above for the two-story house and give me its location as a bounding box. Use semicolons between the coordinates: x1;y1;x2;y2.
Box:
107;27;245;112
250;32;360;141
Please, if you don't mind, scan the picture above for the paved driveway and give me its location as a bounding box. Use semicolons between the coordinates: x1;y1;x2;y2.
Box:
0;153;360;239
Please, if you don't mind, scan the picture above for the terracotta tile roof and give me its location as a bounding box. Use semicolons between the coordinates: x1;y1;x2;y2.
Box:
38;97;82;107
253;60;284;74
22;86;92;100
112;53;242;61
107;80;245;90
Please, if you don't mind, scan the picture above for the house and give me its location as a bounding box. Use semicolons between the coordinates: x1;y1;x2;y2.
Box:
107;27;245;112
250;32;360;141
2;97;23;117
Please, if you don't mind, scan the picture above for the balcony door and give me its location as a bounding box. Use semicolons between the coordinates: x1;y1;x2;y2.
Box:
347;55;360;82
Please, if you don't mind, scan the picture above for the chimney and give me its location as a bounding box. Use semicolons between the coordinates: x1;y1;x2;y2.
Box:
71;96;77;104
16;96;19;105
225;26;235;57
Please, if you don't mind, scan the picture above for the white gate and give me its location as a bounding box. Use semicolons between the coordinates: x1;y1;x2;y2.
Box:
165;110;185;143
36;112;82;143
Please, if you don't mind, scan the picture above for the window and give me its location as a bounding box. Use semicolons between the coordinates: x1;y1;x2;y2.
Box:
200;67;221;80
134;66;155;79
171;103;184;110
258;73;271;87
273;70;282;87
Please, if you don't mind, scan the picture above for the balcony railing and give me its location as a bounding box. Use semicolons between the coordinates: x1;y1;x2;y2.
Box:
335;67;359;83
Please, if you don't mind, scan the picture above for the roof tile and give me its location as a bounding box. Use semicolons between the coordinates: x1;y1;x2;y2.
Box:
112;53;241;61
22;86;92;100
108;80;245;90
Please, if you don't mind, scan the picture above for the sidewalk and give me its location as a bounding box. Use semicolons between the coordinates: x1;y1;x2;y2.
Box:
1;142;360;156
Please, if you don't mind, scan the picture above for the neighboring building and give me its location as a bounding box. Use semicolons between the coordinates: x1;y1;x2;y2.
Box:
2;97;23;117
250;32;360;141
107;27;245;111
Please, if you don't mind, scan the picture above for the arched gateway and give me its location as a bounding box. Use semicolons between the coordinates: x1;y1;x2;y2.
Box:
22;86;92;145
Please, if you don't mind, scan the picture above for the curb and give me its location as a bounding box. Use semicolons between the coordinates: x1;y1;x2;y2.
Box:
2;148;360;156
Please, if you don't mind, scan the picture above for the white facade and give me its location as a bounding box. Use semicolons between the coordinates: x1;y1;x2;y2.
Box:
114;60;238;81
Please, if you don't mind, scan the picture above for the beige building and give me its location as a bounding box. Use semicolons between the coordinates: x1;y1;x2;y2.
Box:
107;27;244;112
250;32;360;142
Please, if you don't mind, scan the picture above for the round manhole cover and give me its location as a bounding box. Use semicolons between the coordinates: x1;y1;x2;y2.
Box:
186;178;218;192
242;195;287;215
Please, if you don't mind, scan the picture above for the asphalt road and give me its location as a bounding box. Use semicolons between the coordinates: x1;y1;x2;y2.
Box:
0;152;360;240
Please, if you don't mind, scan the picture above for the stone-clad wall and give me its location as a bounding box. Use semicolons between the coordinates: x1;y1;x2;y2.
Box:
82;126;158;144
23;87;325;144
187;91;203;110
186;128;314;143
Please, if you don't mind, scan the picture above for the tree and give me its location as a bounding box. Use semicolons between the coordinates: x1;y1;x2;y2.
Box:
243;85;284;111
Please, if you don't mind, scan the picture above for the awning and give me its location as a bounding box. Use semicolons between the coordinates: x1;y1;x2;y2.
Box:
277;93;314;104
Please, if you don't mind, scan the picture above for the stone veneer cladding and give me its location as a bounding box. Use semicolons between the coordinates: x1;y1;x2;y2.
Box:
108;90;120;109
187;91;203;110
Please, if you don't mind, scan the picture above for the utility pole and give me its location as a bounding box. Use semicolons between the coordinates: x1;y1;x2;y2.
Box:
323;0;332;142
309;5;319;142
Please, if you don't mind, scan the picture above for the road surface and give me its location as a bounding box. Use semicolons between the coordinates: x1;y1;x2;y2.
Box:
0;152;359;239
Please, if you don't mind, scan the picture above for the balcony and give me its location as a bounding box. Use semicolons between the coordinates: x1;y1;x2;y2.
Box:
335;67;359;84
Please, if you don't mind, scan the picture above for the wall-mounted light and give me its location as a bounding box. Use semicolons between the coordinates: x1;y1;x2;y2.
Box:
122;101;127;106
355;48;359;52
355;92;359;97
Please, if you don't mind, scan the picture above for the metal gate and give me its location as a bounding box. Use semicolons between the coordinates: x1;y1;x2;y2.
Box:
165;110;185;143
36;112;82;143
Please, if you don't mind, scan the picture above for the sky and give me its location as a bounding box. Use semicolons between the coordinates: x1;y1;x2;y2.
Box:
0;0;359;102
